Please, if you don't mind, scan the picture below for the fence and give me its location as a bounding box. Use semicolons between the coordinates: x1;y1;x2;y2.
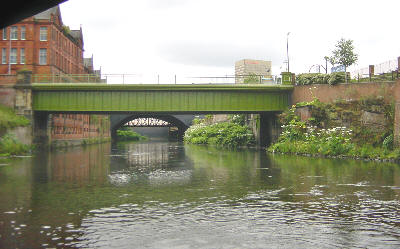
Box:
31;74;280;85
32;74;105;83
351;57;399;79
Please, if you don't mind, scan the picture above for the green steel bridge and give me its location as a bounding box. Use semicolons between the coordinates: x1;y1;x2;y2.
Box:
31;83;293;113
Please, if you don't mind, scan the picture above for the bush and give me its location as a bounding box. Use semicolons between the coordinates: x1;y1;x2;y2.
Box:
295;72;346;85
0;133;31;156
296;73;329;85
328;72;346;85
184;122;254;147
116;129;147;141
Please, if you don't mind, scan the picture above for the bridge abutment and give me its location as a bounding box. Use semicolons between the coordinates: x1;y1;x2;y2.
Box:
250;113;280;147
33;112;50;145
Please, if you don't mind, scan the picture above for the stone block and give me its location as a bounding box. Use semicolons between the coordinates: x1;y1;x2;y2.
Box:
295;106;312;121
394;102;400;147
360;111;386;131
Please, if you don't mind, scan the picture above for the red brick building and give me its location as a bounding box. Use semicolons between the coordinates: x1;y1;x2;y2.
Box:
0;6;110;145
0;6;86;75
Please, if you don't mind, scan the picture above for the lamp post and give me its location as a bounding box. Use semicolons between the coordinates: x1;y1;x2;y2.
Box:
323;56;329;74
286;32;290;72
8;27;11;75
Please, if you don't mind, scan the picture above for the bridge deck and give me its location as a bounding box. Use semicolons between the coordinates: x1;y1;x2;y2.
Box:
31;83;293;113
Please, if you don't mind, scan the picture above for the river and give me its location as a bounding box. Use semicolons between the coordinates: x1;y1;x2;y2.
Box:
0;141;399;248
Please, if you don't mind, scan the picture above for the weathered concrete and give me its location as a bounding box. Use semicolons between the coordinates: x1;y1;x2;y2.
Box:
249;113;280;147
33;112;50;145
8;126;32;146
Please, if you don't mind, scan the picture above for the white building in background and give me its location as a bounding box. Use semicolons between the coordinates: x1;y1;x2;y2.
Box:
351;57;400;78
235;59;272;83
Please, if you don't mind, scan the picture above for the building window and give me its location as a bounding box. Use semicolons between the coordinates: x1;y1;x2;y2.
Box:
20;26;26;40
20;48;25;64
10;48;17;64
40;27;48;41
2;28;7;40
1;48;6;64
39;48;47;65
10;26;18;40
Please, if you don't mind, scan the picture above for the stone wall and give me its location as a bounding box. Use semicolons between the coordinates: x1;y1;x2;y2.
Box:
292;80;400;147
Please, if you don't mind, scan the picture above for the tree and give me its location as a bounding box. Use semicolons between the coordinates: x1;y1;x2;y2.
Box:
330;38;358;83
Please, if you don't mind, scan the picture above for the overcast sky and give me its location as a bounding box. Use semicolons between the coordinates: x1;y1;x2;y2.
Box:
60;0;400;80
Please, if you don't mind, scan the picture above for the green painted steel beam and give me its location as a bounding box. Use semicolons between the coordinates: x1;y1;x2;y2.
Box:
31;84;293;113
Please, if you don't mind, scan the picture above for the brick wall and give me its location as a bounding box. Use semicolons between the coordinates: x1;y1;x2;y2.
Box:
292;81;399;104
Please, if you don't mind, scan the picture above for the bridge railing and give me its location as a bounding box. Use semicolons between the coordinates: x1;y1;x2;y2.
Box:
32;74;106;83
31;74;280;85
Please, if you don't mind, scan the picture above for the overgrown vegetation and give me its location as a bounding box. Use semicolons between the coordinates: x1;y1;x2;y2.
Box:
0;133;31;156
116;128;147;141
0;105;30;134
0;105;31;156
268;98;400;160
184;116;254;147
296;71;398;85
296;72;346;85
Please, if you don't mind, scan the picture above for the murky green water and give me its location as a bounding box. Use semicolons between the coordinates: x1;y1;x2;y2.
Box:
0;141;400;248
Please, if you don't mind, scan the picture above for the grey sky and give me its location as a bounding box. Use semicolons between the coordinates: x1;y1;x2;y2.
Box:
60;0;400;77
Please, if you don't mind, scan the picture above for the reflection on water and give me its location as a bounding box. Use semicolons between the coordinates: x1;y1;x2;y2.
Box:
108;142;193;186
0;141;399;248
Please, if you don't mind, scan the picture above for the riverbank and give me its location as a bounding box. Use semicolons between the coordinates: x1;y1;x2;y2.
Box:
268;98;400;161
0;105;31;156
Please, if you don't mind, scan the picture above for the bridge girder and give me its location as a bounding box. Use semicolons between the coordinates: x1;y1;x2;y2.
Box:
31;84;293;113
123;118;172;127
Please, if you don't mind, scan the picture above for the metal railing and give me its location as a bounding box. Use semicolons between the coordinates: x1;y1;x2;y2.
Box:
32;74;105;83
31;74;280;85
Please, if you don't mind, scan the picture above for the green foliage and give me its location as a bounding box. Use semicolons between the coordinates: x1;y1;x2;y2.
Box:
296;72;346;85
270;97;399;160
116;129;147;141
0;105;30;134
184;122;254;147
382;134;394;150
229;114;246;126
296;73;329;85
0;133;31;156
328;72;346;85
243;73;261;84
331;38;358;69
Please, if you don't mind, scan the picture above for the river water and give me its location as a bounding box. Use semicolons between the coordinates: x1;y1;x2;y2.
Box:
0;141;399;248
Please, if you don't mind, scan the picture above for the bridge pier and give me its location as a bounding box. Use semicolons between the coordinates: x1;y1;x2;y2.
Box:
251;113;280;147
33;112;50;145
